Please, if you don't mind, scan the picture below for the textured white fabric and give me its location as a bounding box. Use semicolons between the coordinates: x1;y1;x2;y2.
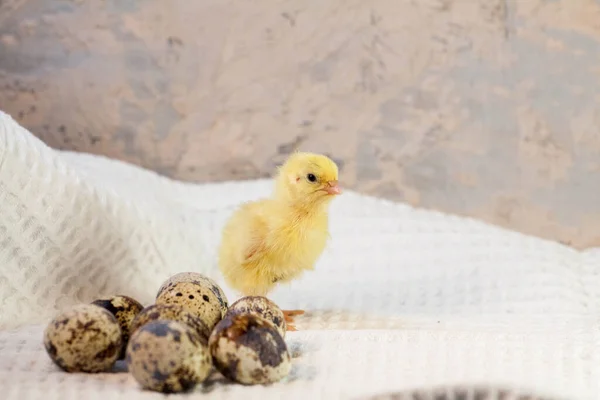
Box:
0;109;598;399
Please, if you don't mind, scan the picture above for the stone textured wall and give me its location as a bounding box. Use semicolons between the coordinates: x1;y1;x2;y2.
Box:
1;0;599;248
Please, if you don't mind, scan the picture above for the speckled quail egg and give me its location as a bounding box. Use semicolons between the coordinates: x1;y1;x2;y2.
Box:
126;320;212;393
129;304;211;342
156;281;222;330
43;304;122;373
157;272;228;316
91;295;144;359
226;296;287;338
209;313;291;385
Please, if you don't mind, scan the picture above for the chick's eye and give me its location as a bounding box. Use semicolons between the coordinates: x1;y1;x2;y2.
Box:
307;173;317;182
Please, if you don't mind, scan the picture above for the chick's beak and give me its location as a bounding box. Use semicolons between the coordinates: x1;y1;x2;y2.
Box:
324;180;341;195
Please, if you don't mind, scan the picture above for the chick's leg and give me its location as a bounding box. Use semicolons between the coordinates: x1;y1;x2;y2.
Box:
266;275;305;331
237;277;305;330
282;309;305;331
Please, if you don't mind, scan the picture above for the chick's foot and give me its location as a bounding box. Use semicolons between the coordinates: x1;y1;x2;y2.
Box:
283;309;304;331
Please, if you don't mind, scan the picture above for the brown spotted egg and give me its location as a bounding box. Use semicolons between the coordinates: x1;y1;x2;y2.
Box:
157;272;228;316
126;320;212;393
43;304;122;373
91;295;144;359
226;296;287;338
156;281;222;330
129;304;211;342
209;313;291;385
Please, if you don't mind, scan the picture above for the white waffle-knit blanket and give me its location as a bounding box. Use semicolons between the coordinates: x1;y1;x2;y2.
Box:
0;110;598;400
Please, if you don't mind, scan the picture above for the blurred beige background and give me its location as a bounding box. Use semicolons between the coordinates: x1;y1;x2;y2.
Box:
0;0;599;249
